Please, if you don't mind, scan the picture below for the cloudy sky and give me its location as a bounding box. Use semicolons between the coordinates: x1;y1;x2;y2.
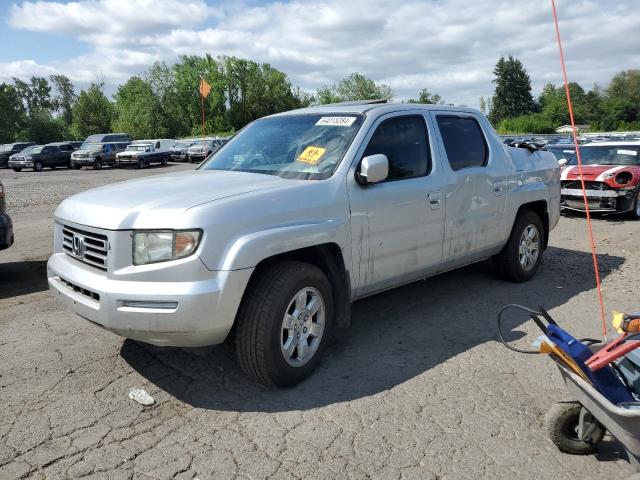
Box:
1;0;638;107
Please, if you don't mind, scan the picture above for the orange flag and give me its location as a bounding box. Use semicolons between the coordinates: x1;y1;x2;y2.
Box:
199;78;211;98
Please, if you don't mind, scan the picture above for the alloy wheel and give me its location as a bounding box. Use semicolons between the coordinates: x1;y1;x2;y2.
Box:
280;287;325;367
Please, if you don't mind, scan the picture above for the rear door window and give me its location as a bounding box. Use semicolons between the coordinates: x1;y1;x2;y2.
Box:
436;116;488;171
362;115;431;181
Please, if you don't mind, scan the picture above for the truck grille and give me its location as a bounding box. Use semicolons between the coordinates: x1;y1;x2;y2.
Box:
561;180;610;191
62;225;109;270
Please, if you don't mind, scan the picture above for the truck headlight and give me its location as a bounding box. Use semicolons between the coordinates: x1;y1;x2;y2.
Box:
133;230;202;265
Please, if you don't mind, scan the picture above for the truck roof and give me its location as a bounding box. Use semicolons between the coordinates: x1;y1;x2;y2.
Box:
271;102;482;117
581;141;640;147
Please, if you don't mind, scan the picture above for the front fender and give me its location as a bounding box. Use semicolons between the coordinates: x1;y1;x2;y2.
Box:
207;220;348;271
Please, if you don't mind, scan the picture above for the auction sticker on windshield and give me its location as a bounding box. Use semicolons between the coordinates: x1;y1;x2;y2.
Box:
617;149;638;156
297;146;326;164
316;117;357;127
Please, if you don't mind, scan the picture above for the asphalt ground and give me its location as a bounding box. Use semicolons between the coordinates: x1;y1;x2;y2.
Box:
0;163;637;479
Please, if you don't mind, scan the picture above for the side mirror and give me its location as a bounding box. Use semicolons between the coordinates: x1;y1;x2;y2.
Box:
358;154;388;184
558;158;568;167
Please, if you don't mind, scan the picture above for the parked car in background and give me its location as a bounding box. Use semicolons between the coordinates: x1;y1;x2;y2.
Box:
186;138;225;163
560;141;640;218
0;142;35;168
170;140;198;161
116;142;169;168
48;102;560;386
544;145;575;165
82;133;132;144
0;180;13;250
8;142;78;172
71;142;128;169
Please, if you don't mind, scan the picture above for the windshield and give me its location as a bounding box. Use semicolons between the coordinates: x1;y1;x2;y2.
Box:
0;144;11;152
547;146;575;161
127;145;150;151
80;142;103;150
29;146;44;154
200;114;364;180
19;146;37;155
568;145;640;166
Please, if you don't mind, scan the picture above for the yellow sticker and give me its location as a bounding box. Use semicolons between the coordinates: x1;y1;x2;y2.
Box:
297;146;326;165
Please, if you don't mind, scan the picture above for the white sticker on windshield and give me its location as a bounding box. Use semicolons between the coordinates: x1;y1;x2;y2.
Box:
316;116;357;127
617;149;638;156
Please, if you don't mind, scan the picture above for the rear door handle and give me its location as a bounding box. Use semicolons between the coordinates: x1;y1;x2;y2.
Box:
428;191;442;209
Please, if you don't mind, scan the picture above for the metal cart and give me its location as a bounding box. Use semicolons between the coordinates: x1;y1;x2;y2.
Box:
546;358;640;477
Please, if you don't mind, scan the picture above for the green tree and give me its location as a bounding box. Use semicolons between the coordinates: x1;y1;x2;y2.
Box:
600;70;640;129
407;88;444;104
71;83;113;139
0;83;27;143
18;109;65;144
50;74;77;129
488;56;536;124
12;76;54;115
113;76;166;139
496;113;556;134
316;73;394;104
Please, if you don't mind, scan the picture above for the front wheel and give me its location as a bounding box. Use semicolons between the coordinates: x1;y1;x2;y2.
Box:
235;261;333;387
93;159;102;170
161;157;168;166
34;161;43;172
493;209;544;282
12;168;22;172
629;189;640;220
545;402;605;455
137;159;145;169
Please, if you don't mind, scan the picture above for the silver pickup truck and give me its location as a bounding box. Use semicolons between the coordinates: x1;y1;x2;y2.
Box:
48;102;560;386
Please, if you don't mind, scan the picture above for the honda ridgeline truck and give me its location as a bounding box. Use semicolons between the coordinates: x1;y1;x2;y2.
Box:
48;103;560;386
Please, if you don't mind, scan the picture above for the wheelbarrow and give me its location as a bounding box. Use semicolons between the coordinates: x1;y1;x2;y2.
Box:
546;355;640;478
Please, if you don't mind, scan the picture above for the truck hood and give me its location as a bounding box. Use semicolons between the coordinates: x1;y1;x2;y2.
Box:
55;170;287;230
561;164;640;182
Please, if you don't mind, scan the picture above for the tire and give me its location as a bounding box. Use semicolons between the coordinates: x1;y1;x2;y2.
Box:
93;159;102;170
161;157;168;166
493;209;544;282
12;168;21;172
34;161;43;172
188;157;194;164
629;189;640;220
235;261;333;387
137;159;145;169
73;164;82;170
545;402;605;455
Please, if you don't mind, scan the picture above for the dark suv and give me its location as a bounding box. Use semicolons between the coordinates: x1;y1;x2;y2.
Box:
8;142;78;172
0;142;35;167
0;180;13;250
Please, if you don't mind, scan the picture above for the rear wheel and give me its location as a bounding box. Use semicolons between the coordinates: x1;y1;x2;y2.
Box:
493;209;544;282
235;261;333;387
34;161;43;172
629;189;640;220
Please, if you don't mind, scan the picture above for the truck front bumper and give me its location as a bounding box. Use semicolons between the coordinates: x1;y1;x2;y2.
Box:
47;252;253;347
71;158;96;166
561;188;636;213
8;160;33;169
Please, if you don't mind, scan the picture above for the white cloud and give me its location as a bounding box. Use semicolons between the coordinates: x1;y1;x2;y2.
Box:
5;0;640;107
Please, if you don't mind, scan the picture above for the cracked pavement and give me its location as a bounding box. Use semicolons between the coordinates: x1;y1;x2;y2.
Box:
0;165;637;479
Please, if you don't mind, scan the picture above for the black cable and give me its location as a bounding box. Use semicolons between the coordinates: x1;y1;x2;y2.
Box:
497;304;547;354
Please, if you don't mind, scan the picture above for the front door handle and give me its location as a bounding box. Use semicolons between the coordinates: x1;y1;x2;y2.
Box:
428;191;442;209
493;180;506;196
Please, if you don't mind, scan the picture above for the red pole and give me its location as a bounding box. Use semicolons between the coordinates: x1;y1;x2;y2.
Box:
551;0;608;340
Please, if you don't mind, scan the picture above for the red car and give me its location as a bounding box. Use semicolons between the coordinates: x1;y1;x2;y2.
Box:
560;142;640;219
